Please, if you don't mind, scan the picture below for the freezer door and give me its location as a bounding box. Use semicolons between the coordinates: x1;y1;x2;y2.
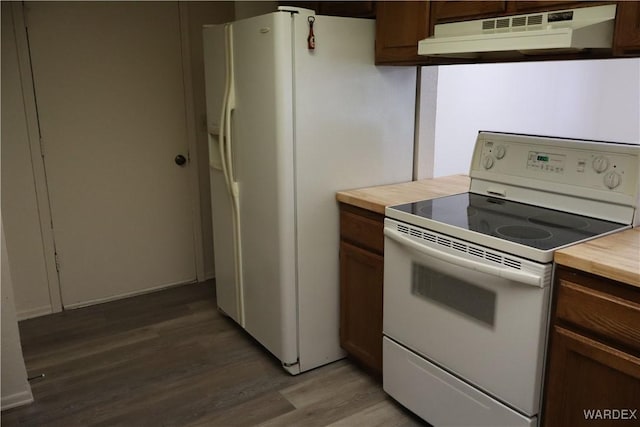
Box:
230;12;299;368
203;24;240;324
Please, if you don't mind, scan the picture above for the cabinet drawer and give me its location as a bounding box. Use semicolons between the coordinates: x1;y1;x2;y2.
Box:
339;205;384;254
556;278;640;353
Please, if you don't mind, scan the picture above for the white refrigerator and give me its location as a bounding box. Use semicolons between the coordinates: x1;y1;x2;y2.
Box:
203;7;416;374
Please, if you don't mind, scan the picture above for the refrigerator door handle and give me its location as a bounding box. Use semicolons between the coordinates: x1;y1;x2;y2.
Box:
208;130;223;170
221;23;239;200
219;27;231;192
224;77;239;200
222;23;245;327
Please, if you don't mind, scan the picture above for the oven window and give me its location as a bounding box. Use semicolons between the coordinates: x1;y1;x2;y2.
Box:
411;263;496;327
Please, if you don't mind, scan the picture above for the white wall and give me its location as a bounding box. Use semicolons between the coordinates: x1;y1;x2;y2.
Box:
1;217;34;410
429;58;640;177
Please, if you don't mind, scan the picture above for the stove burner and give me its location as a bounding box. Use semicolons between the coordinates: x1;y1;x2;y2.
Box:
528;214;590;230
495;225;552;241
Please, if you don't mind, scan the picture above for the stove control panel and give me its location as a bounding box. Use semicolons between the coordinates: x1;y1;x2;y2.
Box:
526;151;567;173
480;140;636;192
472;133;639;200
471;132;640;225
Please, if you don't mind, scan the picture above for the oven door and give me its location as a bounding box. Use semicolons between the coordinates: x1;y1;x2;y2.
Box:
383;219;552;421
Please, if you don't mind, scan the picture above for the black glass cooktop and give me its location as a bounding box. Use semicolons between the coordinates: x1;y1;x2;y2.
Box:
390;193;628;251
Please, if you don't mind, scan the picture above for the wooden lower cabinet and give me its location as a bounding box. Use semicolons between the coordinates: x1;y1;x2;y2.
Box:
340;241;383;374
544;326;640;427
542;267;640;427
339;203;384;376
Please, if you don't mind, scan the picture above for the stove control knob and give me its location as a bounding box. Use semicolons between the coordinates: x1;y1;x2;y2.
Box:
604;171;621;189
592;156;609;173
482;155;495;170
495;145;506;160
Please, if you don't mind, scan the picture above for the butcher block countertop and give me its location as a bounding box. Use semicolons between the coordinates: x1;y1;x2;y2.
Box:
555;227;640;289
337;174;639;288
335;174;470;214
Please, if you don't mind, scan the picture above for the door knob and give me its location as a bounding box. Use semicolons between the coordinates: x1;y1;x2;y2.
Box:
174;154;187;166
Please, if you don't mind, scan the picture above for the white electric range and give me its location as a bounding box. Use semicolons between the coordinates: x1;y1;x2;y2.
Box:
382;132;639;427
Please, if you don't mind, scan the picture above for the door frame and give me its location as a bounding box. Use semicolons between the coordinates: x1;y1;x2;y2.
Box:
11;1;205;312
10;2;61;312
178;1;206;280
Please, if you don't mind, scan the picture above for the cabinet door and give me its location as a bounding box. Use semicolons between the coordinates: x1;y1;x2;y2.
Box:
543;326;640;427
430;1;507;24
375;1;430;64
278;1;375;18
319;1;375;18
511;2;590;13
340;240;383;375
614;0;640;55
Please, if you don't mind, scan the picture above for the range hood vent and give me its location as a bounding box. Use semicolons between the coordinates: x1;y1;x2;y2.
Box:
419;4;617;58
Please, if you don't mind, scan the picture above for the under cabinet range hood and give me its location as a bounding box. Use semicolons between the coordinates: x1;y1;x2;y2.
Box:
418;4;617;58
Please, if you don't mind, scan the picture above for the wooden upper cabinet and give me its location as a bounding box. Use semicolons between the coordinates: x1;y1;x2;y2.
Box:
374;0;638;65
430;1;507;24
375;1;430;64
614;0;640;55
319;1;375;18
278;1;375;18
510;1;592;13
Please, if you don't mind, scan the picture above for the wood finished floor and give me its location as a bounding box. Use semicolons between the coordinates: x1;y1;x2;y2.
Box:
2;281;426;426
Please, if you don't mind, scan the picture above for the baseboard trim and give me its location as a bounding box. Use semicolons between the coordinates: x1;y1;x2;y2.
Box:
62;279;198;310
16;305;53;321
16;281;208;319
1;390;34;411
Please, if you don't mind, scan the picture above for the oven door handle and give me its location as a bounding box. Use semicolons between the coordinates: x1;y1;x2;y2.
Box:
384;228;545;288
